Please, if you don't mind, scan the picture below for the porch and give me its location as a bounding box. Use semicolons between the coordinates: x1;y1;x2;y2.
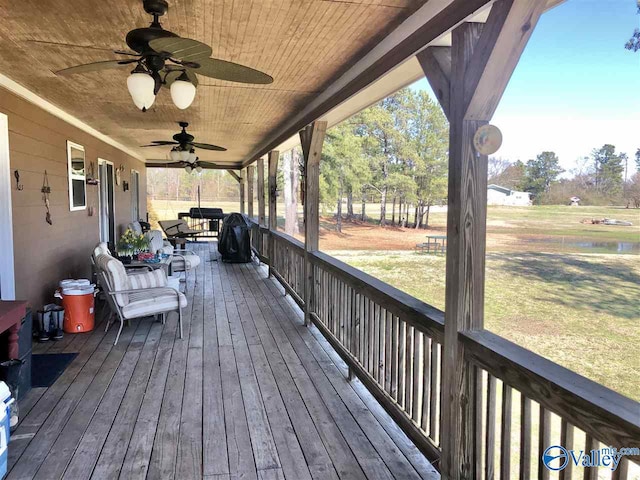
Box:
7;243;438;480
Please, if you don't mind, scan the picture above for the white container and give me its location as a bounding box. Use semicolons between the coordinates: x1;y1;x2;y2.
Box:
0;381;14;478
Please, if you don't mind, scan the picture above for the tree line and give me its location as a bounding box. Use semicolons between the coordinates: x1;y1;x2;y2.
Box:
319;88;449;232
490;146;640;207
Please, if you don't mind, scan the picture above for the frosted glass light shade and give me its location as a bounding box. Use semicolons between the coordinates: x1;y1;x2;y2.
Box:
127;73;155;111
184;166;192;174
188;151;197;163
195;166;202;173
179;150;190;162
170;79;196;110
170;149;181;162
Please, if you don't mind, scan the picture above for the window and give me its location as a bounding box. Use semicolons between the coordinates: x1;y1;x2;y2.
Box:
67;141;86;211
131;169;140;221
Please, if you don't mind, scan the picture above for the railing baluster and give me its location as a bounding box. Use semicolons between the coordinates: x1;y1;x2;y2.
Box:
384;310;392;394
412;330;421;423
538;407;550;480
474;367;483;480
429;341;438;440
406;325;415;415
486;374;497;480
612;457;628;480
390;314;398;400
421;336;431;432
559;420;573;480
520;396;532;480
583;435;597;480
378;304;385;385
398;320;406;408
372;302;380;383
500;384;512;480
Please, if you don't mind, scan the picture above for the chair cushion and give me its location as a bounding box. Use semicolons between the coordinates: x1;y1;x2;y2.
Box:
122;289;187;319
128;269;167;290
171;254;201;271
95;254;130;307
144;229;165;254
93;242;110;259
128;221;143;235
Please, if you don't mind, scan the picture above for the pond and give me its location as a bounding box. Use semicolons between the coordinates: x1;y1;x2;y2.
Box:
527;238;640;253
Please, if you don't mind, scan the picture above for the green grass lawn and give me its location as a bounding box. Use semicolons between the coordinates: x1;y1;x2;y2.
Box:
334;250;639;400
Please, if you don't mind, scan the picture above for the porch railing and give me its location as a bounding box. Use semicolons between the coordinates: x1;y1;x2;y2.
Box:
252;226;640;477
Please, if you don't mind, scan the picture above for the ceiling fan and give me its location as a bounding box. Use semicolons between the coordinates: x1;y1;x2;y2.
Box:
55;0;273;111
143;121;223;173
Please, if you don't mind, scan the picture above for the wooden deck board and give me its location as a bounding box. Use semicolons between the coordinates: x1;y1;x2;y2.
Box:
8;244;434;480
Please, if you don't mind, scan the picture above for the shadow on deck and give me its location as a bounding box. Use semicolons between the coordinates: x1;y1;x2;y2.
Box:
7;242;438;480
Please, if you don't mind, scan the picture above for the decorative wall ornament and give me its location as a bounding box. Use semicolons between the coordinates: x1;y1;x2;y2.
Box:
123;181;129;192
115;165;125;185
473;124;502;156
13;170;23;190
41;170;52;225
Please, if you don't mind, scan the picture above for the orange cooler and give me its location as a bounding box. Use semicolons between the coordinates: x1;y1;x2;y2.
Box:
58;281;95;333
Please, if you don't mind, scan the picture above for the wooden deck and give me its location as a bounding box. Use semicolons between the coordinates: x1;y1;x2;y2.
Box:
8;243;438;480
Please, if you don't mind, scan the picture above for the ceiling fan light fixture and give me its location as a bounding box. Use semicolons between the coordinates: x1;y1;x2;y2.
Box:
169;148;181;162
185;165;192;174
195;166;202;173
188;149;197;163
170;71;196;110
127;66;155;111
179;149;190;162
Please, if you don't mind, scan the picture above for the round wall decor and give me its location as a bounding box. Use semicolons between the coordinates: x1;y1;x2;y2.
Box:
473;124;502;155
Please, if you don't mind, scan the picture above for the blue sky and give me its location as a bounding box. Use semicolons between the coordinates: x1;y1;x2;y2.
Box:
413;0;640;174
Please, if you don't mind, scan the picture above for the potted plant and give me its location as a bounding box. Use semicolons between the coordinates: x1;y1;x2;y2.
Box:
116;229;149;264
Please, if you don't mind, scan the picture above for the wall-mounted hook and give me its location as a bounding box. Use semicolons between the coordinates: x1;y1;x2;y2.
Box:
14;170;23;190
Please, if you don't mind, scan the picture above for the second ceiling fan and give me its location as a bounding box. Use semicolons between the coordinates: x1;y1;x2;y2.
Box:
55;0;273;111
143;121;223;173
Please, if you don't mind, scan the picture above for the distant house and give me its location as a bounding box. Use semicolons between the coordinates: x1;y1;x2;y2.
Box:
487;184;532;206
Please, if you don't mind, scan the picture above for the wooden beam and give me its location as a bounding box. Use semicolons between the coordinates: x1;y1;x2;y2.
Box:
267;151;279;277
417;46;452;119
257;157;266;226
300;122;327;326
247;165;255;218
464;0;547;120
441;21;487;480
240;0;494;167
227;169;241;183
239;170;245;214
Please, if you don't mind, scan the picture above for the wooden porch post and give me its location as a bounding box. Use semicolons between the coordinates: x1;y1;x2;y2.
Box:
239;169;246;214
268;151;279;276
257;157;266;226
300;121;327;326
417;1;546;478
247;165;254;218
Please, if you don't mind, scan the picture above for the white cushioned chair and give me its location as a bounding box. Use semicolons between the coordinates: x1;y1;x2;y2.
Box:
129;222;201;282
94;252;186;345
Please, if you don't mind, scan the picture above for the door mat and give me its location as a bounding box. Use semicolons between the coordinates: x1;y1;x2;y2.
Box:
31;353;78;387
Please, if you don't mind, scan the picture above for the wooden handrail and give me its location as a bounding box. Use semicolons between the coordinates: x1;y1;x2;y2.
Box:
270;230;305;252
310;251;445;343
462;330;640;449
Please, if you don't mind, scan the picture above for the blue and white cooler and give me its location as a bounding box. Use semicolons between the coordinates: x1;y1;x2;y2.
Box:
0;381;13;478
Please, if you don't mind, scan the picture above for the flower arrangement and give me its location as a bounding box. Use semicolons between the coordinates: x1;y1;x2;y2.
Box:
116;228;149;257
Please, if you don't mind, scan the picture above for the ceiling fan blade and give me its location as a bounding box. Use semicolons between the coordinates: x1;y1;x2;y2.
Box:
151;141;179;145
193;57;273;84
113;50;141;57
149;37;212;62
140;141;179;147
191;142;227;152
163;68;199;88
146;162;185;168
55;60;132;75
196;161;219;169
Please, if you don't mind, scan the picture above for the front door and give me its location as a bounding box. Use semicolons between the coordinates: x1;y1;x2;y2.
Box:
98;159;115;245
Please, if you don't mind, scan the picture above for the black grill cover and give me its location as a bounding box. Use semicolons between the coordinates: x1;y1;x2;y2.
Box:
218;213;252;263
